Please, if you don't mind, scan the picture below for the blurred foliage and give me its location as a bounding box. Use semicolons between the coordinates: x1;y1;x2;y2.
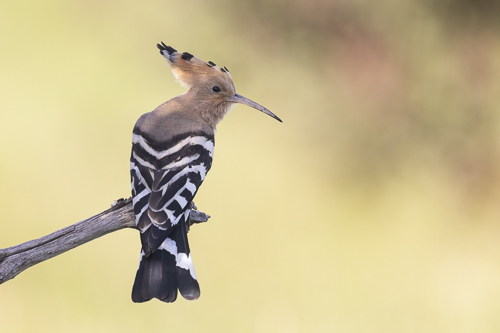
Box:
221;0;500;201
431;0;500;30
1;0;500;332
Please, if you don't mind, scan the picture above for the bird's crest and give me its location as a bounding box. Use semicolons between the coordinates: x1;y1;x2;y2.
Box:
157;42;232;89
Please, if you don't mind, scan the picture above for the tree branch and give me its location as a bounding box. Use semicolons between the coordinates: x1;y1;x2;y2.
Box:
0;198;210;285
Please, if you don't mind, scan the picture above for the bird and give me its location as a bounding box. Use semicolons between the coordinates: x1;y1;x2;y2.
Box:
130;42;282;303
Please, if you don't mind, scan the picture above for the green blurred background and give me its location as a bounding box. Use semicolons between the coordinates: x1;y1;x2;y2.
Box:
1;0;500;332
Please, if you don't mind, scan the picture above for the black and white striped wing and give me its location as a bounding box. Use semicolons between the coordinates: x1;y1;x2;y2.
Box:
131;133;214;250
130;132;214;302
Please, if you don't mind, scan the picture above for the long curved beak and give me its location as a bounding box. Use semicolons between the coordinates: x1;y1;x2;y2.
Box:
228;93;282;123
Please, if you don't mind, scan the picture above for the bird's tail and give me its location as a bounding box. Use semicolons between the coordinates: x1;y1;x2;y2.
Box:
131;222;200;303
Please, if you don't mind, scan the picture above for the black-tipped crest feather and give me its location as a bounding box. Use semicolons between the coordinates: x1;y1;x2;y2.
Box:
157;42;177;55
181;52;194;61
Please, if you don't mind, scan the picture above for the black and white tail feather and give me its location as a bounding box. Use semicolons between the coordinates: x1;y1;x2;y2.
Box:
130;127;214;302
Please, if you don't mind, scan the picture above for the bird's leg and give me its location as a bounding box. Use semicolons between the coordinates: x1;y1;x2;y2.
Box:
185;201;210;232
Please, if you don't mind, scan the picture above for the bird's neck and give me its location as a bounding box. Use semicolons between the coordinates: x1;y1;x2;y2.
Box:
196;101;232;129
178;89;231;130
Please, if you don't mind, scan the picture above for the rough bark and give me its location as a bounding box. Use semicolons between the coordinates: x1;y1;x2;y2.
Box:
0;198;210;285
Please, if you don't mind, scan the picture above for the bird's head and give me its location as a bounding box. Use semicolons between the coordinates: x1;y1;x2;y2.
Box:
157;42;282;125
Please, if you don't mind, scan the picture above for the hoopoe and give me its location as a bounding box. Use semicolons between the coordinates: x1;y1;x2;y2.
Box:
130;42;282;303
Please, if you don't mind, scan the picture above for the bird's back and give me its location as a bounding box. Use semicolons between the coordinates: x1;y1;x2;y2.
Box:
130;98;215;303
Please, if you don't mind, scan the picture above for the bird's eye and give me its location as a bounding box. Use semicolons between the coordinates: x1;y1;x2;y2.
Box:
212;86;221;93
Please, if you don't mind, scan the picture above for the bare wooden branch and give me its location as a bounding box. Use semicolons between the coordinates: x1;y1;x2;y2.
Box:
0;198;210;285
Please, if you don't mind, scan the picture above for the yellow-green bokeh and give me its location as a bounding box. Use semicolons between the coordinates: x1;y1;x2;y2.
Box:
2;0;500;332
